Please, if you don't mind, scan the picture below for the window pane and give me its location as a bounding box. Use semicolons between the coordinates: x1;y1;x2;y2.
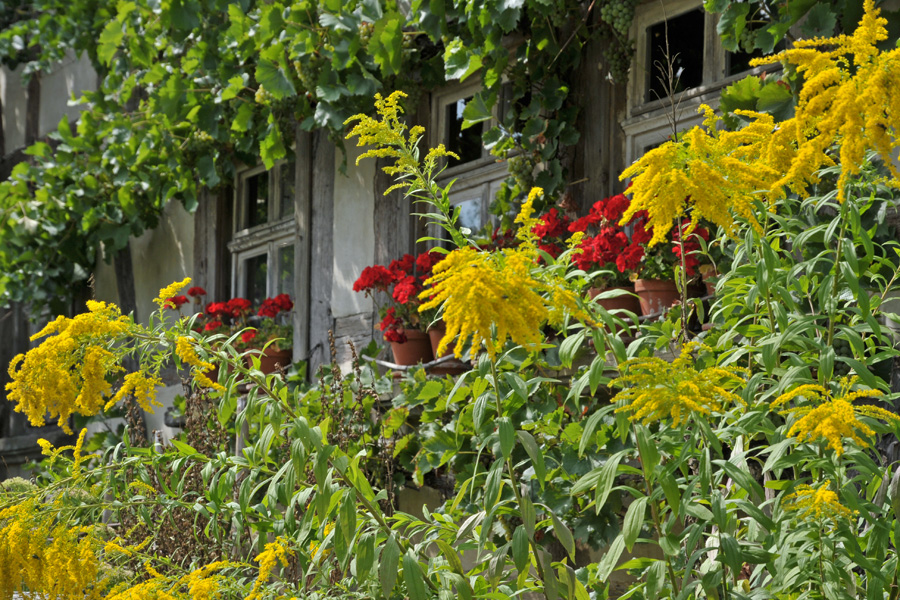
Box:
245;172;269;229
278;245;294;296
646;10;705;102
446;98;483;167
280;162;295;220
244;254;268;307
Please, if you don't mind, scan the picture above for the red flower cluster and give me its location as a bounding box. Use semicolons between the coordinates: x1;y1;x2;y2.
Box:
355;250;447;340
258;294;293;317
379;307;407;343
187;286;207;298
165;295;188;309
531;208;571;258
671;222;710;277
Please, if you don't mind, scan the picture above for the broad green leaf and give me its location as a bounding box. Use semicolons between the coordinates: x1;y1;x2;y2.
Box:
623;496;648;552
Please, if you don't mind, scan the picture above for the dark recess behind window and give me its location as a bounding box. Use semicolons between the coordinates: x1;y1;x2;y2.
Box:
246;172;269;229
646;9;705;102
446;98;483;167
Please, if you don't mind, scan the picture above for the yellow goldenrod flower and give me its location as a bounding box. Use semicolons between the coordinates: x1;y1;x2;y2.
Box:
175;336;225;391
751;0;900;203
418;187;592;358
5;300;136;432
784;481;856;523
154;277;192;309
246;537;293;600
773;378;898;456
611;342;748;426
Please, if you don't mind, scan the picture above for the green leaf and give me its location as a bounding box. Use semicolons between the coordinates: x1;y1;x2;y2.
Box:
380;535;401;598
444;38;483;81
558;330;586;368
597;534;625;582
97;20;124;66
403;552;428;600
356;532;375;578
800;3;837;38
498;417;515;459
551;512;575;560
517;430;547;487
371;15;404;76
435;539;465;575
256;60;297;100
512;526;529;572
623;497;647;552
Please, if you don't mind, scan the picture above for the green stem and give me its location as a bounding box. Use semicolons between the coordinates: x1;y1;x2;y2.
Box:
488;358;549;586
826;200;850;349
632;424;681;596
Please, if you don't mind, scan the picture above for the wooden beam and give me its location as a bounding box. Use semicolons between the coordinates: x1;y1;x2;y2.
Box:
307;131;335;375
293;127;312;364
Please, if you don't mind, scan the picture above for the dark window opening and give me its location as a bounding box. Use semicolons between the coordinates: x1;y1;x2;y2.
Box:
245;172;269;229
244;254;268;307
646;10;705;102
446;98;483;167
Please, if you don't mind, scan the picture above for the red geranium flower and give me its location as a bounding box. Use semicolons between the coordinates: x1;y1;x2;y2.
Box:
187;286;207;297
206;302;228;317
392;276;420;305
616;243;645;273
226;298;252;317
273;293;293;311
383;328;407;343
204;320;223;332
241;330;258;344
165;295;188;309
532;208;570;240
388;254;415;279
603;193;630;223
353;265;394;293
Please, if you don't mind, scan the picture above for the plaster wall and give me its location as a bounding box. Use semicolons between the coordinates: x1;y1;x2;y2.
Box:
0;63;26;151
38;52;98;138
331;145;376;319
129;200;195;325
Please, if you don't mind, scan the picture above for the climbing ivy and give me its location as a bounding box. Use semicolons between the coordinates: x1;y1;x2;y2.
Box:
0;0;640;310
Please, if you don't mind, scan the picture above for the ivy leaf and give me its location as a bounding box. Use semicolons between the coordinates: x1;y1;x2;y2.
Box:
232;103;254;132
371;14;404;76
97;20;124;66
462;92;493;129
444;38;482;81
256;59;297;100
197;155;220;188
800;3;837;38
168;0;200;31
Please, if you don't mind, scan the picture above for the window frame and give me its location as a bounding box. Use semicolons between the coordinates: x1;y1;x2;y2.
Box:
622;0;781;165
229;161;296;301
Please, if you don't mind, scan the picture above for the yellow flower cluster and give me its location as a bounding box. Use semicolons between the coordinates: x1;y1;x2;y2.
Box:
103;561;232;600
246;537;293;600
345;91;457;197
309;522;335;563
751;0;900;203
784;481;856;523
154;277;192;309
620;107;791;243
610;342;748;426
37;428;96;480
772;378;898;456
175;336;224;391
621;0;900;239
419;190;591;358
0;497;103;600
4;300;157;433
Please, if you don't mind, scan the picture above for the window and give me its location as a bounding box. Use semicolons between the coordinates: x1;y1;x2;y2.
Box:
431;82;508;234
623;0;780;165
229;162;296;306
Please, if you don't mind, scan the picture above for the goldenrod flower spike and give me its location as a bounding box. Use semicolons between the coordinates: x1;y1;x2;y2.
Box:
773;377;898;456
418;188;592;358
154;277;191;309
610;342;748;426
784;481;856;523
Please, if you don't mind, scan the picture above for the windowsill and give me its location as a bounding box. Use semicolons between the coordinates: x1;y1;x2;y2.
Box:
228;218;294;253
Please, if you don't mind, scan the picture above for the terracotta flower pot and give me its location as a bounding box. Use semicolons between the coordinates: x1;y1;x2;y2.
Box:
428;324;453;359
634;278;679;316
246;347;293;375
390;329;434;366
588;286;641;315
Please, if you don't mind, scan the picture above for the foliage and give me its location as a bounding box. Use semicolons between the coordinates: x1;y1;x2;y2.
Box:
0;0;637;310
7;5;900;600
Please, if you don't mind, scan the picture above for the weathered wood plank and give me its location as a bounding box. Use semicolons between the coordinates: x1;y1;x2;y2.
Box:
293;128;312;363
307;131;335;375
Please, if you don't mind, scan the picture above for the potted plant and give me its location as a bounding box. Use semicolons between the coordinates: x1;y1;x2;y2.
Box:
184;293;294;376
629;213;709;315
564;193;643;316
354;250;445;365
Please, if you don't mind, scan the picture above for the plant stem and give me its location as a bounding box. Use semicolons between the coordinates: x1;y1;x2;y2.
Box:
489;358;549;585
826;199;850;349
675;216;689;344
